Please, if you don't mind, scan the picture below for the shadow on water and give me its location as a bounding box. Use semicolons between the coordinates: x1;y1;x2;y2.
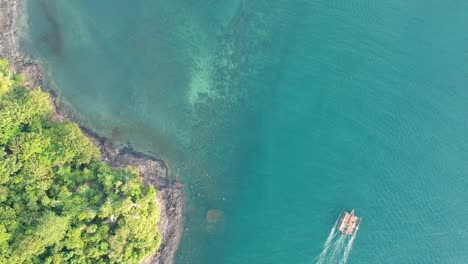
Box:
38;0;63;56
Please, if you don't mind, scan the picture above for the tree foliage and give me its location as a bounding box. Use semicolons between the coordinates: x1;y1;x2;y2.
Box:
0;60;160;263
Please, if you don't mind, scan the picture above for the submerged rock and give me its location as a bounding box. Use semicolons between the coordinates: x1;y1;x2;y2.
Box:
206;209;224;223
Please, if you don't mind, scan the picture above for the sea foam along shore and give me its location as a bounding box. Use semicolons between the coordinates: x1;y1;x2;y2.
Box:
0;1;184;263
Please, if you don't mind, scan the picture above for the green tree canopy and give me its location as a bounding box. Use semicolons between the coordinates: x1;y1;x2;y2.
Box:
0;60;160;263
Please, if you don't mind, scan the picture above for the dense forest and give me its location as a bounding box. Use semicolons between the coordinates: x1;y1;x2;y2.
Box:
0;60;160;263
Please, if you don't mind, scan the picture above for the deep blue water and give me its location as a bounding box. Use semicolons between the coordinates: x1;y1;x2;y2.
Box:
20;0;468;263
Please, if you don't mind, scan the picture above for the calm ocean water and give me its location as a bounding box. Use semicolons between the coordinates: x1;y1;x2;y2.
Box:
20;0;468;263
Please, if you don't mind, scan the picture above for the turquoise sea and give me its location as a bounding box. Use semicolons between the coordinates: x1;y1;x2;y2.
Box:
20;0;468;263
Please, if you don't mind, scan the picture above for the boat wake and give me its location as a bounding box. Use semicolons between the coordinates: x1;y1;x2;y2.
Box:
315;214;360;264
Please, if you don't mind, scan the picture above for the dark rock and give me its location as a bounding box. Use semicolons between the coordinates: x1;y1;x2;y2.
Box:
0;1;184;263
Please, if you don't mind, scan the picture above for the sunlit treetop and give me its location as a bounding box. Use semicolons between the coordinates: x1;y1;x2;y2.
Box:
0;60;160;264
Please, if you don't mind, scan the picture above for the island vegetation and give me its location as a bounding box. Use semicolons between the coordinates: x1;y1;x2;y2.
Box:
0;59;161;263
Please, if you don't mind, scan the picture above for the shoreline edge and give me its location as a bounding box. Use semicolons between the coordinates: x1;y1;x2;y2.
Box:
0;1;184;263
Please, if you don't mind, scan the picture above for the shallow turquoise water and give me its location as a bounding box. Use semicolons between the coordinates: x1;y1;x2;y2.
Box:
21;0;468;263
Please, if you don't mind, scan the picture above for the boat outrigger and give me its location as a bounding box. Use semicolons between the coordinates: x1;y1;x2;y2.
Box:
338;209;361;236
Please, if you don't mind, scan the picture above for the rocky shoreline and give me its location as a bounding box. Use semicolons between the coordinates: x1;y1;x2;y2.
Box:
0;1;183;263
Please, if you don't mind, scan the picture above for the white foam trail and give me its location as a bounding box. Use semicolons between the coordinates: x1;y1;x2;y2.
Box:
340;231;357;264
316;219;340;264
324;219;339;247
316;213;359;264
323;228;335;248
331;236;344;256
321;223;338;252
332;236;345;263
316;231;340;264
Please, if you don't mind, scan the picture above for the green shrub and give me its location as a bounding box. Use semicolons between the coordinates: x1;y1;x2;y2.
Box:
0;60;160;263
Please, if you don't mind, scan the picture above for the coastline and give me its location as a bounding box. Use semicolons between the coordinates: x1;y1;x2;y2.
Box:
0;1;184;263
